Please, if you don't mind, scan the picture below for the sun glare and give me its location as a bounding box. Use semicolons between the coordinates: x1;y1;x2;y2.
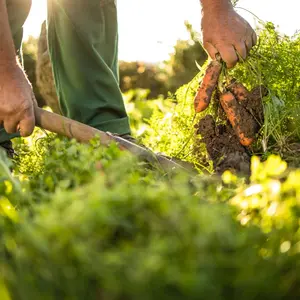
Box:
24;0;299;62
23;0;47;38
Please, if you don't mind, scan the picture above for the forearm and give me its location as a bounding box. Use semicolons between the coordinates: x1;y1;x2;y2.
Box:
0;0;17;67
200;0;233;13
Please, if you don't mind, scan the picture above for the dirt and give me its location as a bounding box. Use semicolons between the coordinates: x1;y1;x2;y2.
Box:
245;85;268;124
195;115;251;174
220;92;258;142
234;101;259;140
195;84;267;175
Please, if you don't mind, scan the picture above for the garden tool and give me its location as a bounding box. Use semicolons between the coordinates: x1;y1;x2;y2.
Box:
34;107;195;175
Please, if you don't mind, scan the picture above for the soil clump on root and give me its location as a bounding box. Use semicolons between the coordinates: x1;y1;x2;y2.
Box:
195;84;267;175
195;115;251;174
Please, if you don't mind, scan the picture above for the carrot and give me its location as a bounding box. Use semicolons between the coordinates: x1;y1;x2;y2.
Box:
220;91;257;147
227;81;250;103
194;60;222;113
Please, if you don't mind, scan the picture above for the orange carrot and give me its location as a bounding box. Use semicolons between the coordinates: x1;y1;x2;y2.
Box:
220;91;257;147
227;81;250;103
194;60;222;113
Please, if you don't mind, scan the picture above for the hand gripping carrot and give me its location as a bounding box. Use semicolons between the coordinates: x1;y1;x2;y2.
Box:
194;60;222;113
220;91;258;147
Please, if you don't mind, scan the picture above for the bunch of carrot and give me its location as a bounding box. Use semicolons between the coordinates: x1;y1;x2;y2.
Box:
194;60;258;147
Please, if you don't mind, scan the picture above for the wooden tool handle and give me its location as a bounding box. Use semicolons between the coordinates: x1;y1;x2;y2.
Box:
34;107;192;174
35;107;114;146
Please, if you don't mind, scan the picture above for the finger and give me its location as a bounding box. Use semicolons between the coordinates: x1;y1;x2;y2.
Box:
252;31;258;46
203;41;219;60
245;37;253;54
216;45;238;69
18;112;35;137
4;118;19;134
234;42;247;61
31;91;38;107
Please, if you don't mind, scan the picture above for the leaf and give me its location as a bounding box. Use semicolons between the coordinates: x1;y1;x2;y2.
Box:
0;279;11;300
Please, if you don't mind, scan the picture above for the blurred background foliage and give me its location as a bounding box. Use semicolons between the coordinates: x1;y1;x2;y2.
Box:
22;21;207;105
22;36;45;107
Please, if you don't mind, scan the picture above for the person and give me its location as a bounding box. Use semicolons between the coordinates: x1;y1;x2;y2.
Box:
0;0;256;157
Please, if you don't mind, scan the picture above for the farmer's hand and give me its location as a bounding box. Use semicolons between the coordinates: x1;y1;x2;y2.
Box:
0;63;36;137
201;3;257;68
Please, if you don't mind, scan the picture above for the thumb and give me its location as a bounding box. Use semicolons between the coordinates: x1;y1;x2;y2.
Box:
203;41;219;60
18;108;35;137
31;90;38;108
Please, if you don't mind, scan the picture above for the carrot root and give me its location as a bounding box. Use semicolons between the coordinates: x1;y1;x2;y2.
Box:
227;81;250;103
220;91;257;147
194;60;222;113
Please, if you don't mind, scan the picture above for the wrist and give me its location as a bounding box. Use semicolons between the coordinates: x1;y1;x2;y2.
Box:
0;58;25;83
200;0;233;14
0;56;20;73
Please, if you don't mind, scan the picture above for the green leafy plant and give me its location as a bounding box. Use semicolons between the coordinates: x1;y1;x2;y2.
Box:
230;22;300;153
0;132;298;299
